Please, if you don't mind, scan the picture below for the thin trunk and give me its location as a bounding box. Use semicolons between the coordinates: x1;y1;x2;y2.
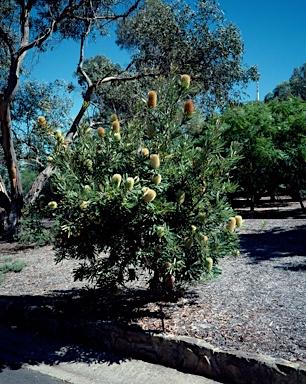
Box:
250;194;255;212
0;102;23;238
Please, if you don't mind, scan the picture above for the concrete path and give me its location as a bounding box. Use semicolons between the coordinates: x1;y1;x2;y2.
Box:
0;324;222;384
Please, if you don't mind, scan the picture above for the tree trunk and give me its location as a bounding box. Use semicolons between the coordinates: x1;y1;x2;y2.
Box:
0;175;10;213
0;102;23;238
24;164;54;205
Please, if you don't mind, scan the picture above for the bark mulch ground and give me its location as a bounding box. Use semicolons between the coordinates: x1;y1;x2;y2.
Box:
0;197;305;364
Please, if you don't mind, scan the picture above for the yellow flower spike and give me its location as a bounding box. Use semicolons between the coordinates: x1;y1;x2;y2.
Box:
181;74;191;89
110;114;118;122
156;226;165;237
176;190;185;204
227;217;236;232
141;148;150;157
235;215;243;227
191;225;197;233
184;100;194;115
125;177;135;191
79;200;89;211
184;238;193;248
143;189;156;203
97;127;105;138
114;132;121;142
148;90;157;108
83;185;91;194
48;201;58;209
112;120;120;133
205;257;213;271
112;174;122;187
199;233;208;244
55;129;62;138
152;174;162;185
37;116;47;126
150;154;160;169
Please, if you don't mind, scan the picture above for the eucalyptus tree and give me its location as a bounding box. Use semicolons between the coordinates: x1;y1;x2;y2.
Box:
0;0;141;235
289;63;306;101
116;0;258;112
77;0;259;126
265;62;306;102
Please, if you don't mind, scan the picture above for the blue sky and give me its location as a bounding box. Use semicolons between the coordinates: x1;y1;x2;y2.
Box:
220;0;306;100
29;0;306;115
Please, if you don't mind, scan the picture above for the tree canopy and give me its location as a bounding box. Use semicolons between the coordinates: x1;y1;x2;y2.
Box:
116;0;258;111
220;97;306;210
265;62;306;102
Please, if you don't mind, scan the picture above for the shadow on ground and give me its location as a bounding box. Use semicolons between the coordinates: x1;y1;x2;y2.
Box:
0;320;128;375
240;224;306;270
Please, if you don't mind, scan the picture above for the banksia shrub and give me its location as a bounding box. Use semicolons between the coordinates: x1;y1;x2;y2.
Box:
199;233;208;244
112;120;120;133
38;116;47;126
181;74;191;89
235;215;243;227
152;174;162;185
156;226;165;237
148;90;157;108
150;154;160;169
227;217;236;232
110;114;118;122
125;177;135;191
143;188;156;202
79;200;89;210
112;173;122;187
48;201;58;210
141;148;150;157
205;257;213;271
97;127;105;138
184;100;194;115
50;74;240;293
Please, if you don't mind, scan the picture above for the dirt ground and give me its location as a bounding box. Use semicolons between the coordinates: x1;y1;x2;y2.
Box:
0;196;305;363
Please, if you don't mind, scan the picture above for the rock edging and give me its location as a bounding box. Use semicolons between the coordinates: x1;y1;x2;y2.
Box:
0;298;305;384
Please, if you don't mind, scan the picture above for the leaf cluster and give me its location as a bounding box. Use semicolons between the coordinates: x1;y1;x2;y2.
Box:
220;98;306;203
